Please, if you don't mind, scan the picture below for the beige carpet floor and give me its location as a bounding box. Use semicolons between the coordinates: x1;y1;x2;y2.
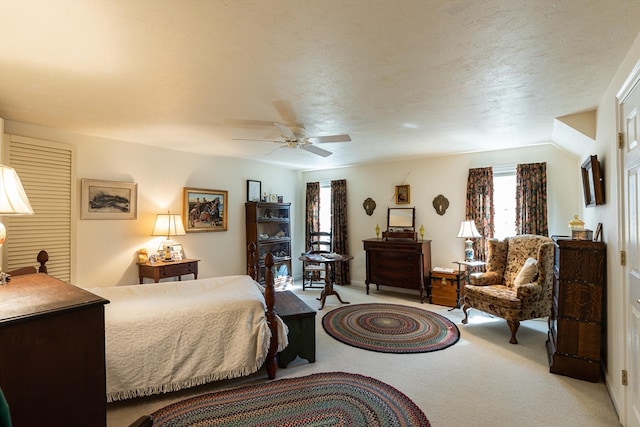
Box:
107;281;620;427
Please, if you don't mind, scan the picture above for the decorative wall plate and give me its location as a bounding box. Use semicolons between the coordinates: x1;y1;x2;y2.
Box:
363;198;376;216
433;194;449;215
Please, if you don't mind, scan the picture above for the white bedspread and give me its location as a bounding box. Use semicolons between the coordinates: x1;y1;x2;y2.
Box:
88;275;287;402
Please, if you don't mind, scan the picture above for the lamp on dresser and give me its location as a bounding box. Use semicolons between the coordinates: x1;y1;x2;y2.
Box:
457;220;481;261
152;211;186;261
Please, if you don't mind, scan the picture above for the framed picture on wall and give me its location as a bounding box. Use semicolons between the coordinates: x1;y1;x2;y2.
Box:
80;179;138;220
183;187;228;232
247;180;261;202
395;184;410;204
581;155;605;207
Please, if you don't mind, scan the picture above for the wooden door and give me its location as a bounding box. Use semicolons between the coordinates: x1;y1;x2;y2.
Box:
621;61;640;427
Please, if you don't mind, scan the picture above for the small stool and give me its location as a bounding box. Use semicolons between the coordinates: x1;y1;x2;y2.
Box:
274;290;316;368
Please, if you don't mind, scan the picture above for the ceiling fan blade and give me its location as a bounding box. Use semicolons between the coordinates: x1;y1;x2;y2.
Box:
274;123;297;140
225;118;277;128
306;134;351;143
265;145;287;156
232;138;281;143
301;144;332;157
272;100;304;128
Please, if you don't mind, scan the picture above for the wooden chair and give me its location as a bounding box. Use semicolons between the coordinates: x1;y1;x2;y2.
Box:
302;231;332;290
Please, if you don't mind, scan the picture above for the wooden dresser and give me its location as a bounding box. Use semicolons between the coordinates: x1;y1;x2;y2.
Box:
363;238;432;302
0;273;109;426
546;237;606;382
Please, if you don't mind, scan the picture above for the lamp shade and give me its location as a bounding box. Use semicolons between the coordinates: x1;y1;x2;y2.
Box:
457;220;481;239
0;165;34;215
152;212;186;239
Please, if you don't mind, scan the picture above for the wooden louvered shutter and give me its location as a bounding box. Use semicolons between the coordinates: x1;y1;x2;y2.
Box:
4;135;74;282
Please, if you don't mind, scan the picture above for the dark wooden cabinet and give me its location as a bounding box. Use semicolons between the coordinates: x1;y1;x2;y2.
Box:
546;237;606;382
245;202;292;286
0;273;109;426
363;238;432;302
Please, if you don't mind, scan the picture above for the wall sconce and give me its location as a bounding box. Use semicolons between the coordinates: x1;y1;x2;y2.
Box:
457;220;481;261
152;211;185;261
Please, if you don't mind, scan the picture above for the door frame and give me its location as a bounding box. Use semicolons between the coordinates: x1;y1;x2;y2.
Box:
616;58;640;427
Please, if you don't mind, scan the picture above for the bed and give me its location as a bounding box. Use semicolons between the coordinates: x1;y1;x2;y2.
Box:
88;251;287;402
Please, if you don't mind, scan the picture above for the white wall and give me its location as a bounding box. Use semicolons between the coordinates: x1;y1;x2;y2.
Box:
3;121;302;287
582;31;640;421
302;143;581;285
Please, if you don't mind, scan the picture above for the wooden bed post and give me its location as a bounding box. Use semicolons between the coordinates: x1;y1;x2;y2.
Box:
263;252;278;380
37;250;49;274
247;242;278;380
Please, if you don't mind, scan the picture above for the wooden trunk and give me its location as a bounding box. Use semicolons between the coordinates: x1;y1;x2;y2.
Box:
429;270;463;308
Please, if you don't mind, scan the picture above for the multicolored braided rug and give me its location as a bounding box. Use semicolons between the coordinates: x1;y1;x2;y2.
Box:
148;372;430;426
322;303;459;353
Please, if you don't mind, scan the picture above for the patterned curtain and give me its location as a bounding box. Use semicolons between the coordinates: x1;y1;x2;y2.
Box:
331;179;350;285
465;167;494;261
305;182;320;250
516;162;548;236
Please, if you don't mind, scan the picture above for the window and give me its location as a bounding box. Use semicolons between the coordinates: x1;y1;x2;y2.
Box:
493;167;516;240
319;183;331;233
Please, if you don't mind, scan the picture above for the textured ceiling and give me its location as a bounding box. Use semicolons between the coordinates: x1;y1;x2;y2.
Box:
1;0;639;170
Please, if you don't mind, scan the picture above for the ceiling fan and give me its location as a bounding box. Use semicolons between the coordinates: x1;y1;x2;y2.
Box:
233;123;351;157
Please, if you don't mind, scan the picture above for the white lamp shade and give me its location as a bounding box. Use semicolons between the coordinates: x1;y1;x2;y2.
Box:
0;165;34;215
457;220;481;239
152;213;186;238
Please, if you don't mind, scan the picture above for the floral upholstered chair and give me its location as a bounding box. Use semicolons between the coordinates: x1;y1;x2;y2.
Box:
461;234;555;344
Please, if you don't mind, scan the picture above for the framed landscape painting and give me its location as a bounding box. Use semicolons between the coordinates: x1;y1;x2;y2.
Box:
183;187;228;232
81;179;137;220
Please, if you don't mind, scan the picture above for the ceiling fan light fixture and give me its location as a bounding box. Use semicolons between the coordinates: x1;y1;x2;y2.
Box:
233;122;349;158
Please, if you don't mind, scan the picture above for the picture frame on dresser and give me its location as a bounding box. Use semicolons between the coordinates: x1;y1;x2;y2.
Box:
183;187;228;232
594;223;603;242
247;180;261;202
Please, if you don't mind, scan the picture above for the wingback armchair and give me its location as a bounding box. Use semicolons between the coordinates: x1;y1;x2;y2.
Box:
461;234;555;344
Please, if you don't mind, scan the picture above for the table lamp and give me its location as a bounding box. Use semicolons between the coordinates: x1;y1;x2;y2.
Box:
152;211;186;261
0;165;34;282
0;165;34;248
457;220;481;261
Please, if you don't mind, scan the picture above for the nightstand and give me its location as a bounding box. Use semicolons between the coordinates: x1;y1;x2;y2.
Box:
138;259;200;284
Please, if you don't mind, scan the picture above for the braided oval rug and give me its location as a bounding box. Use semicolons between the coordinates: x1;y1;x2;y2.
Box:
322;303;459;353
149;372;430;426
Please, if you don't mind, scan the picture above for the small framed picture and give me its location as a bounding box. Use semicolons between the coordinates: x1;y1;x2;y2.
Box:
247;180;261;202
594;223;603;242
277;195;284;203
169;244;184;260
395;184;410;204
269;194;278;203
